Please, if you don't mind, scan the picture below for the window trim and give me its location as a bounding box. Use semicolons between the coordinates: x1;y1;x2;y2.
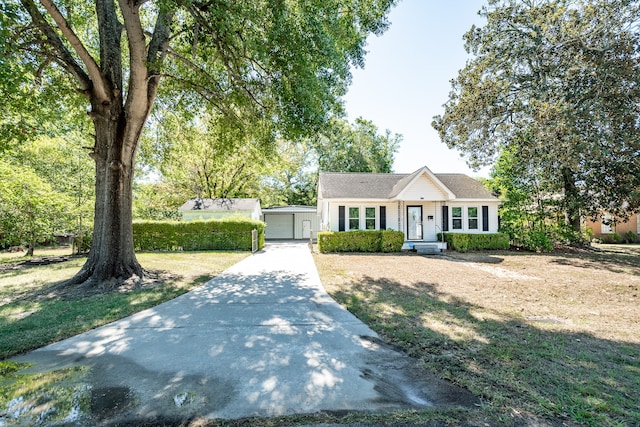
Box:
601;214;614;234
348;206;360;230
365;207;376;230
468;206;479;230
451;206;463;230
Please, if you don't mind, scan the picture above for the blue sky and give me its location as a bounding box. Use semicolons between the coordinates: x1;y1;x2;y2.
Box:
343;0;489;177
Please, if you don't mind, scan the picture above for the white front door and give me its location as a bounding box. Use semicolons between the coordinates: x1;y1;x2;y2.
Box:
407;206;423;240
302;220;311;239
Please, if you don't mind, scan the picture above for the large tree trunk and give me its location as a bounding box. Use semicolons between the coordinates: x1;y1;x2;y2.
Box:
23;0;170;288
67;99;144;287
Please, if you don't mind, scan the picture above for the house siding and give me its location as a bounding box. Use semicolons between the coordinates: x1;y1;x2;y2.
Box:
294;212;319;239
182;210;255;221
398;175;448;200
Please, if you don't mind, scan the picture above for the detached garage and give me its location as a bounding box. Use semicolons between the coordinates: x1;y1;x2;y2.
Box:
262;206;319;240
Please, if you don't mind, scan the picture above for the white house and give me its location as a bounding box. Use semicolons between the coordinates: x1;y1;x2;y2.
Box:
179;198;262;221
317;166;500;249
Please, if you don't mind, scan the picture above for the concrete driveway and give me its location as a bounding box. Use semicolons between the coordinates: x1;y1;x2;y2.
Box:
11;242;477;425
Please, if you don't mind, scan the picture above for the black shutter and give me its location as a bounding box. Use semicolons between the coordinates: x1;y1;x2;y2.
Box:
482;205;489;231
338;206;345;231
442;205;449;232
380;206;386;230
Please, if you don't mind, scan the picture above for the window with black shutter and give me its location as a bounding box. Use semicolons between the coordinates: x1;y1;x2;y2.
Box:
338;206;345;231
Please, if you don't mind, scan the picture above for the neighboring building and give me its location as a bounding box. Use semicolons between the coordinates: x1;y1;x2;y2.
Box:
262;206;319;240
179;198;262;221
584;212;640;240
317;166;500;249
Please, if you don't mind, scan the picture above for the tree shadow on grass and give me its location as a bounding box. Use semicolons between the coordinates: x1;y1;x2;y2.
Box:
445;248;640;277
548;250;640;276
331;276;640;426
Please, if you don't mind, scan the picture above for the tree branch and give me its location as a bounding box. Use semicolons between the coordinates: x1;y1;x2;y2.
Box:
20;0;92;95
146;9;173;105
96;0;123;98
118;0;148;120
36;0;109;101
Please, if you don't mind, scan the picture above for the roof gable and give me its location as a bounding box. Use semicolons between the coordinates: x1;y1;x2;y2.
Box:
389;166;455;200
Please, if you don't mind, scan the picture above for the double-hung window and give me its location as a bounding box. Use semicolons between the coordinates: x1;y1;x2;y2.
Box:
365;207;376;230
349;207;360;230
452;207;463;230
468;207;478;230
601;214;613;234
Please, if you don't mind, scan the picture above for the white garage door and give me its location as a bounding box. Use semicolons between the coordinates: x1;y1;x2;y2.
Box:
264;214;294;239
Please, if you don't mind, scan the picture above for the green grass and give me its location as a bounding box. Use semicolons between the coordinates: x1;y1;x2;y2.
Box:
330;282;639;426
0;250;248;359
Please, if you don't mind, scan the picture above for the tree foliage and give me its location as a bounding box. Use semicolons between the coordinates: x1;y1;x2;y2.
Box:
137;113;401;210
4;0;397;286
0;160;71;255
433;0;640;234
314;117;401;173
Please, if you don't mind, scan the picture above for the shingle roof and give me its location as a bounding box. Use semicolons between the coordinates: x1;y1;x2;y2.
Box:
318;168;497;201
435;174;496;199
318;172;406;199
179;198;261;211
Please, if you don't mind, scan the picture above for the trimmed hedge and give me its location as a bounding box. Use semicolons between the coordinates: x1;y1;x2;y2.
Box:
317;230;404;253
133;219;265;251
437;232;509;253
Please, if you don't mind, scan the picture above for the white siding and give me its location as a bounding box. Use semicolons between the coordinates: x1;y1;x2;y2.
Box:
294;212;319;239
398;175;447;201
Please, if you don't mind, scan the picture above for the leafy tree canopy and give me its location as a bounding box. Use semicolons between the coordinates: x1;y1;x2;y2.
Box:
3;0;397;285
0;160;72;255
433;0;640;232
313;117;402;173
136;112;401;213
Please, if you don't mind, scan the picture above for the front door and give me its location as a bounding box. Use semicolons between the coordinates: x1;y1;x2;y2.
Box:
407;206;423;240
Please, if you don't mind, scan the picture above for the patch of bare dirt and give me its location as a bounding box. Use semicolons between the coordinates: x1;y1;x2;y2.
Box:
315;248;640;344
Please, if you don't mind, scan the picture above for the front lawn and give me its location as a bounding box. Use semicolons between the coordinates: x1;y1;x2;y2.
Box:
0;250;248;359
314;247;640;426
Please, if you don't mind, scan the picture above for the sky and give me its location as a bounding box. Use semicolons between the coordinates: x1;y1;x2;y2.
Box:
342;0;489;177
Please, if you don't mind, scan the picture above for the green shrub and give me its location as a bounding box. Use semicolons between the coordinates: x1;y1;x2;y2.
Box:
604;232;622;244
318;230;404;253
133;219;265;251
438;232;510;252
522;230;554;252
381;230;405;252
624;230;638;243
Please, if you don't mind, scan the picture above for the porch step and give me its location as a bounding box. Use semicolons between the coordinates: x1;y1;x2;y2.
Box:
414;243;441;254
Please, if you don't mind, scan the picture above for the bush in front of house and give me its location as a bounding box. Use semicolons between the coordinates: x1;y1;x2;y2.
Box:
624;230;638;243
601;232;622;244
380;229;405;252
438;232;510;253
133;219;265;251
317;230;404;253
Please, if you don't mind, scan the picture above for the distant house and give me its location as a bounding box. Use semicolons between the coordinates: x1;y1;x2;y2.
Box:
584;212;640;240
179;198;262;221
317;166;500;249
262;206;319;240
